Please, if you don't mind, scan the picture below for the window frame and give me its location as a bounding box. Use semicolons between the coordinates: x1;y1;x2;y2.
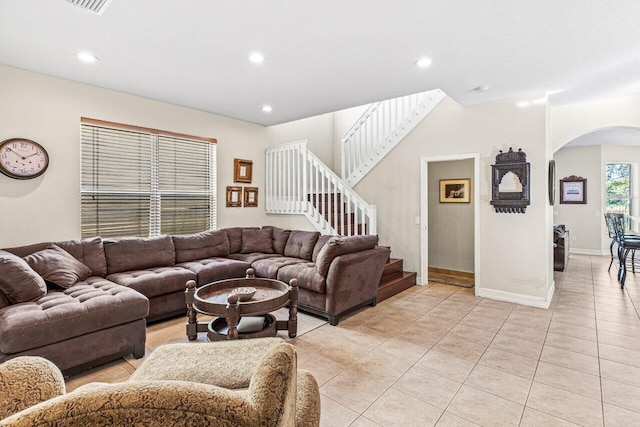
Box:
80;117;217;238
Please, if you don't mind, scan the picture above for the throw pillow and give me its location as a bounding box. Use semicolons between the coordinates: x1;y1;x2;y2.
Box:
24;245;92;288
0;250;47;303
241;228;274;254
262;226;291;255
283;230;320;261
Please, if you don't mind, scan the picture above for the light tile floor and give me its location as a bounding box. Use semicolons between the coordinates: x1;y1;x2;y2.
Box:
67;255;640;426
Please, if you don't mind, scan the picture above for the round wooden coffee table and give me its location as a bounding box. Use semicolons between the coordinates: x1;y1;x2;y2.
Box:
185;269;298;341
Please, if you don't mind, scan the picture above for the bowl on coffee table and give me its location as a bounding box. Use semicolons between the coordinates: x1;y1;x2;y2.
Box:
231;286;256;302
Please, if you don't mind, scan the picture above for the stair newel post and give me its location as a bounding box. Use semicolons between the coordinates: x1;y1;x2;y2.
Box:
185;280;198;341
288;278;298;338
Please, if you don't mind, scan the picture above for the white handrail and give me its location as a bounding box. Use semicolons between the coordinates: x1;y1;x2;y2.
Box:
341;89;446;187
266;140;376;235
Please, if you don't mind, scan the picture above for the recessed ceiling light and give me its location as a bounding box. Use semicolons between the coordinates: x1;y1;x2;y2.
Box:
249;52;265;64
473;85;489;93
516;101;531;108
415;58;432;68
262;105;273;113
77;52;98;63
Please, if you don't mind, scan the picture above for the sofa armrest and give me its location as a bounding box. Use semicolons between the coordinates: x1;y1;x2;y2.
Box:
296;370;321;427
2;381;261;426
324;246;390;320
0;356;66;420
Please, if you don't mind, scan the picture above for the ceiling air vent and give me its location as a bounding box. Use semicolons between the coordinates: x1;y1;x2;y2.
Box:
67;0;113;15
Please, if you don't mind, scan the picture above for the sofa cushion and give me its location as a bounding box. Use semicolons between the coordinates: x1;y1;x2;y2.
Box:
251;257;307;279
2;242;52;258
172;230;230;263
262;226;291;255
56;237;108;277
227;253;280;264
316;235;379;276
23;245;92;289
0;292;10;310
0;277;149;354
277;262;326;294
106;266;195;299
104;236;175;275
178;258;251;285
0;250;47;304
312;235;332;262
224;227;259;254
241;228;274;254
283;231;320;261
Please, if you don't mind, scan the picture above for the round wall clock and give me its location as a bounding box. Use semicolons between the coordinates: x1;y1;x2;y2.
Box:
0;138;49;179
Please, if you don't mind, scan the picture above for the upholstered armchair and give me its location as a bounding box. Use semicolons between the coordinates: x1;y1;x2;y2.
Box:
0;339;320;426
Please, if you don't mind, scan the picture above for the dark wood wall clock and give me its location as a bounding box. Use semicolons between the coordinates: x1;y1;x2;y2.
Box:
0;138;49;179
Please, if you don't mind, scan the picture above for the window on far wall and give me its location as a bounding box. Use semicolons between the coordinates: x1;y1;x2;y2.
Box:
606;163;632;216
81;118;217;238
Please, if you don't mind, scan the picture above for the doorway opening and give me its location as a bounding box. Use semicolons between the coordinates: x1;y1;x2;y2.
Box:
420;153;480;294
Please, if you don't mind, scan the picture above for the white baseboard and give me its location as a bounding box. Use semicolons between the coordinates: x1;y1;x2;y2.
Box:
477;284;554;309
570;248;608;256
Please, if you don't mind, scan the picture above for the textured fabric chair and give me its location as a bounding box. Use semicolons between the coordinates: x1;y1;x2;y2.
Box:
0;338;320;426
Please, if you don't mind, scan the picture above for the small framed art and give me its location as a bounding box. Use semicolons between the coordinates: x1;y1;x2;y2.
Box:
234;158;253;183
226;186;242;207
244;187;258;207
440;179;471;203
560;175;587;204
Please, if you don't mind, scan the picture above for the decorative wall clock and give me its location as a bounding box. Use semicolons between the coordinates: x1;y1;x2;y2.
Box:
0;138;49;179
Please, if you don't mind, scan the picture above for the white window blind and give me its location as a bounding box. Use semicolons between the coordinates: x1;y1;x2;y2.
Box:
81;119;216;238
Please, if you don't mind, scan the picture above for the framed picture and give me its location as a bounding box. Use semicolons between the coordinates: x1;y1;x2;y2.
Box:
440;178;471;203
560;175;587;204
226;186;242;207
244;187;258;207
234;158;253;183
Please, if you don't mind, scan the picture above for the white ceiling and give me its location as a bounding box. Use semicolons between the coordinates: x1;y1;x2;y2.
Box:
1;0;640;126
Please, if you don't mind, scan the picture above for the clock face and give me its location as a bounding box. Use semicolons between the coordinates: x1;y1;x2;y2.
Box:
0;138;49;179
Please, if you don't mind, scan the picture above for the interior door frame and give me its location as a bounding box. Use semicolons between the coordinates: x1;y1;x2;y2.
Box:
420;153;480;294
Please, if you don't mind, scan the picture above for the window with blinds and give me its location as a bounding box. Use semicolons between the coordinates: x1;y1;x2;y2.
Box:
81;118;217;238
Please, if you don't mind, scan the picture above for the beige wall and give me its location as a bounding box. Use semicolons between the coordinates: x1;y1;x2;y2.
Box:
428;159;474;272
266;112;335;168
0;65;270;247
553;146;602;253
353;96;552;304
552;93;640;152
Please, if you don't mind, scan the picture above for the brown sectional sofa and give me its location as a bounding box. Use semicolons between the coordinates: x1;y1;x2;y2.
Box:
0;226;389;373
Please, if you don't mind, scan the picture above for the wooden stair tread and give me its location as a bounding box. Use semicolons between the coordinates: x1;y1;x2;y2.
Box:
377;271;416;303
381;258;404;279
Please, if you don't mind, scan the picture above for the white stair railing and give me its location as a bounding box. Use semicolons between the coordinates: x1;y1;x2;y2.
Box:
266;140;376;235
342;89;446;187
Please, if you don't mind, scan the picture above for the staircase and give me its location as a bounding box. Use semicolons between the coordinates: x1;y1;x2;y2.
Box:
378;254;418;303
342;89;446;187
266;140;376;236
266;90;448;299
307;193;368;235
